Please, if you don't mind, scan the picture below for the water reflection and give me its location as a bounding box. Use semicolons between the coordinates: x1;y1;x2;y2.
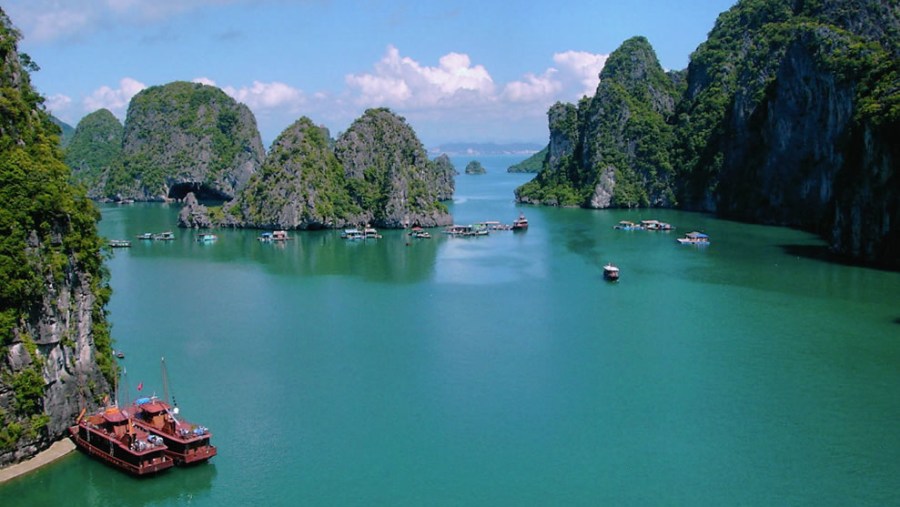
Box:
2;452;216;506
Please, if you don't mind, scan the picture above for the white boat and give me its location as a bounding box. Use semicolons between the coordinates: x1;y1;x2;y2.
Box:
603;263;620;281
677;232;710;245
341;228;363;240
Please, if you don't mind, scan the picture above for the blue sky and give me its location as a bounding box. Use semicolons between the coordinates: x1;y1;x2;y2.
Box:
6;0;737;149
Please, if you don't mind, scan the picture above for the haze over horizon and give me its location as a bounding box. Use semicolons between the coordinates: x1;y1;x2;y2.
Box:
7;0;736;148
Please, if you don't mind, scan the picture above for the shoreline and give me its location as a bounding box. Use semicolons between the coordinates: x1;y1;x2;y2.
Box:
0;439;75;485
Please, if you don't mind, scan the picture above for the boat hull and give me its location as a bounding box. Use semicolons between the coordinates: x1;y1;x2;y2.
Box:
68;425;174;476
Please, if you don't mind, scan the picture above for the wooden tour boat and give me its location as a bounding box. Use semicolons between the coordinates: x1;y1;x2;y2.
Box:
128;397;217;465
125;357;216;465
68;405;174;476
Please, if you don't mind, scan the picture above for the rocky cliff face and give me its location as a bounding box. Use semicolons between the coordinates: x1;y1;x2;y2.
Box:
676;0;899;266
431;154;456;201
333;108;453;228
516;37;679;208
221;117;365;229
0;8;113;467
517;0;898;267
181;110;455;230
64;109;123;200
114;81;264;202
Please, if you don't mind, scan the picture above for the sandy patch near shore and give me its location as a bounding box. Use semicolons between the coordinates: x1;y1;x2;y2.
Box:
0;439;76;484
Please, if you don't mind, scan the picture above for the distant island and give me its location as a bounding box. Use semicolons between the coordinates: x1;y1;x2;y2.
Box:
428;142;543;156
465;160;486;174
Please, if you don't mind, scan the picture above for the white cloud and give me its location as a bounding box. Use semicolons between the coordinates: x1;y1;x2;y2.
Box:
552;50;608;98
7;0;243;42
503;69;561;103
346;45;495;109
83;77;146;118
192;77;217;86
45;93;73;117
222;81;305;111
8;8;92;42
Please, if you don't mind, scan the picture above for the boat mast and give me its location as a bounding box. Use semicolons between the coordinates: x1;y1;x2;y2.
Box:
161;356;180;416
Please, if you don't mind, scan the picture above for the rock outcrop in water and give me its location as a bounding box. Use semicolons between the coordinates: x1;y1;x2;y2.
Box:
184;109;454;230
0;8;114;467
516;36;680;208
110;81;265;202
465;160;486;175
516;0;899;267
333;108;453;228
219;117;364;229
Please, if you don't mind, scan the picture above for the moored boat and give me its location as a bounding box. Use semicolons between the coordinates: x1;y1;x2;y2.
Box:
677;231;710;245
341;228;363;240
68;405;174;476
408;227;431;239
128;397;217;466
614;220;643;231
153;231;175;241
640;219;673;231
197;233;218;243
444;224;488;237
136;233;153;240
603;263;620;281
511;213;528;231
109;239;132;248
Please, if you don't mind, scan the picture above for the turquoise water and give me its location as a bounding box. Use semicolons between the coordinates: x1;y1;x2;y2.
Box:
3;155;900;505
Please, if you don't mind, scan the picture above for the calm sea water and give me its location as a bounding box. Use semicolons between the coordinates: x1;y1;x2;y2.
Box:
4;155;900;506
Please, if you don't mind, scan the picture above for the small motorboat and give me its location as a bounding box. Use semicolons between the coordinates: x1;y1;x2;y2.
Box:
603;263;620;281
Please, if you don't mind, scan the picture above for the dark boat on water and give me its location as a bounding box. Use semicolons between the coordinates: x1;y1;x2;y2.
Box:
128;396;217;465
68;405;174;476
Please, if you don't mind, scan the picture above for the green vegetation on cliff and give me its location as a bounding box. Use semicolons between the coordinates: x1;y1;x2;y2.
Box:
111;81;264;201
232;117;360;228
0;8;114;451
515;0;897;266
64;109;123;198
517;37;678;208
507;146;547;173
334;108;451;228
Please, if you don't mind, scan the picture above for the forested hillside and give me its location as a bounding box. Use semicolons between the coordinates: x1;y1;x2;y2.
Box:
0;8;113;466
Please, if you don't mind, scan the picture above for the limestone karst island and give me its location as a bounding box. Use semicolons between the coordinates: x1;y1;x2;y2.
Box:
1;1;898;504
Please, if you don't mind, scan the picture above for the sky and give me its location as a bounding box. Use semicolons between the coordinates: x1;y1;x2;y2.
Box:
5;0;737;150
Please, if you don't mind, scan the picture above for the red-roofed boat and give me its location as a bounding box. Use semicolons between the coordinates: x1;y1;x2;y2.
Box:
128;396;217;465
68;405;174;476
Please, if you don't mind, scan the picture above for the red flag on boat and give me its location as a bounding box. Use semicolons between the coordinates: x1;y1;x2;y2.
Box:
137;382;143;391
